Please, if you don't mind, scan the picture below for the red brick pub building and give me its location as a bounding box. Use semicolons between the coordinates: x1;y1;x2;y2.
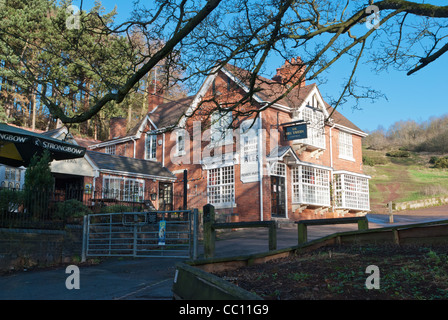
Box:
90;58;370;223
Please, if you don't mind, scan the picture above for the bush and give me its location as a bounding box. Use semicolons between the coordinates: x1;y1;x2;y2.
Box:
386;150;411;158
429;156;439;164
100;204;137;213
362;155;388;166
0;188;24;214
434;157;448;169
420;185;448;197
55;199;91;219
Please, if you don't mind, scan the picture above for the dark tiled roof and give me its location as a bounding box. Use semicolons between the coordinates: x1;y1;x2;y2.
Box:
86;151;175;180
128;96;195;136
222;63;315;109
324;102;363;132
150;96;194;129
224;63;365;134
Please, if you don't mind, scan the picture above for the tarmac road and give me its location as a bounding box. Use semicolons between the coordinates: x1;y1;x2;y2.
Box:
1;205;448;300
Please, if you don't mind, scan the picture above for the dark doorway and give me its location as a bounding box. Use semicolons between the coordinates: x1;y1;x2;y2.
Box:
271;176;286;218
159;182;173;211
53;173;84;201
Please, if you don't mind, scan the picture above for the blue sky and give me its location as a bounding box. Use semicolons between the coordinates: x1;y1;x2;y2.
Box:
73;0;448;133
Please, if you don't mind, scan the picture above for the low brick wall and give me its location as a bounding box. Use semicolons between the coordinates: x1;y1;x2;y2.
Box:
394;196;448;212
0;226;83;273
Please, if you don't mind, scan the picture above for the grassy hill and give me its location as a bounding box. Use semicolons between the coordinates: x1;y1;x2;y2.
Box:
362;148;448;213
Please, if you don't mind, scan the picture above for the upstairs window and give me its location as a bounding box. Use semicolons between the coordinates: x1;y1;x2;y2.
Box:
339;131;354;160
105;145;116;155
176;130;186;156
299;105;325;149
145;134;157;160
210;110;233;145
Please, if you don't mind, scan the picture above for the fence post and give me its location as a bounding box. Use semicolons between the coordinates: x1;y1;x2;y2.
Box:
193;208;198;260
81;215;88;262
388;201;394;223
358;217;369;230
268;222;277;251
203;204;215;259
297;222;307;245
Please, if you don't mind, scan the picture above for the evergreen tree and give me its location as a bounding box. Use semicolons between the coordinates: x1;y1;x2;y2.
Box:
24;150;54;219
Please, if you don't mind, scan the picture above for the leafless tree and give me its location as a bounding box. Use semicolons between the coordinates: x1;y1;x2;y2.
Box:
4;0;448;127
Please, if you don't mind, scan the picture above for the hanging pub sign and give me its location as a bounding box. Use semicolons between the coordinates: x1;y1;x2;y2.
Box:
284;123;307;141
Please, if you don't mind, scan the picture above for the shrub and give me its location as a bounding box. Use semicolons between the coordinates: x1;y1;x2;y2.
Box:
54;199;91;219
362;155;388;166
386;150;411;158
100;204;136;213
0;188;24;214
429;156;439;164
420;185;448;197
434;157;448;169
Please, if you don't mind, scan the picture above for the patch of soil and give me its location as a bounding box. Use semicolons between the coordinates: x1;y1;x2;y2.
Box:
213;244;448;300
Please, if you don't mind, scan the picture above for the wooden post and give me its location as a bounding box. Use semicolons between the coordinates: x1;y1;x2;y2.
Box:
358;217;369;230
268;222;277;251
203;204;216;258
297;223;307;245
388;201;394;223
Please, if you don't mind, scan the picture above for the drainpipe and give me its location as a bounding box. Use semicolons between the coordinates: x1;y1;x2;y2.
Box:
329;122;336;212
258;114;264;221
329;123;335;168
162;133;166;167
131;137;136;158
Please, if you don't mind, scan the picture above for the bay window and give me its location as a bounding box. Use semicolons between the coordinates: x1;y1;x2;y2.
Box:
292;165;331;206
334;173;370;211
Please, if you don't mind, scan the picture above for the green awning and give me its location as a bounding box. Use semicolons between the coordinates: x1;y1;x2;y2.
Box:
0;123;86;167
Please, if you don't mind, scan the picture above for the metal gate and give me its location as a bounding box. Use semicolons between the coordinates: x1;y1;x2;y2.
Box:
82;210;198;259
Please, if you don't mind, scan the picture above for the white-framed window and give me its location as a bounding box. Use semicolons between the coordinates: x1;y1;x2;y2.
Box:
334;173;369;211
299;105;325;149
269;162;286;177
145;133;157;160
292;165;330;206
123;179;145;202
210;110;233;145
103;177;121;199
339;131;354;160
102;176;145;202
0;166;24;189
105;145;116;155
207;165;235;206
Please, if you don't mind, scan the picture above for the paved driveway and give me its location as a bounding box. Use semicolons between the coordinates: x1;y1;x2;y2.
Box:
1;205;448;300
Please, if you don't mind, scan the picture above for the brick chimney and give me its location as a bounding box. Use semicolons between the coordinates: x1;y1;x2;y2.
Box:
147;69;165;112
272;57;306;87
109;117;127;139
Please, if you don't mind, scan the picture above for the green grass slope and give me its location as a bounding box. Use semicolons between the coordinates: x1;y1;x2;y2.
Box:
362;148;448;213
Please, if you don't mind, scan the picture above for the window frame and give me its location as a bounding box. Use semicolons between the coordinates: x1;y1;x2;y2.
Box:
334;173;370;211
207;165;235;207
299;105;326;149
145;133;157;160
338;131;354;161
210;110;233;146
105;145;116;155
291;165;331;206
